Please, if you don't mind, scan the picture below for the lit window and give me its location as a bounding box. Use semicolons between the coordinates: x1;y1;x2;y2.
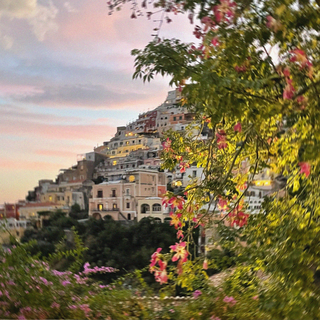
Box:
129;175;135;182
113;161;117;166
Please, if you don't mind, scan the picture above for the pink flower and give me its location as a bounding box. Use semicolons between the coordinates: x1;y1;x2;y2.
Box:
177;230;184;239
229;211;249;227
170;212;182;229
283;79;295;100
162;195;170;208
299;162;311;177
150;248;162;267
168;196;185;210
283;67;291;77
235;65;247;73
223;295;237;305
193;25;203;39
193;290;202;298
213;0;236;24
162;138;172;151
296;95;307;109
51;302;60;308
154;267;168;284
234;122;242;132
252;295;258;300
216;130;227;149
203;259;208;270
266;15;281;32
170;242;188;262
290;49;312;69
211;36;220;47
179;161;190;173
201;16;215;31
218;197;228;211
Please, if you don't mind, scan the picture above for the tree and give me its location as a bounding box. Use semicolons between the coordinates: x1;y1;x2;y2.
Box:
110;0;320;318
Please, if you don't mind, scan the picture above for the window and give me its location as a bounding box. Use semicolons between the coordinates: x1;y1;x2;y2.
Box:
126;189;130;195
132;140;135;144
152;204;161;212
173;116;176;121
126;202;130;209
127;213;132;220
192;170;197;178
138;140;141;143
129;175;135;182
112;190;116;197
112;203;117;210
97;190;103;198
120;142;123;145
179;116;182;120
98;204;103;211
113;160;117;166
141;204;150;214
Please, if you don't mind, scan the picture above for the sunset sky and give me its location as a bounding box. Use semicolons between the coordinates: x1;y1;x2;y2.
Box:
0;0;194;204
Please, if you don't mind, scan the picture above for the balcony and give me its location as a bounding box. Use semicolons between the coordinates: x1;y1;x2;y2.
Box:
93;208;119;212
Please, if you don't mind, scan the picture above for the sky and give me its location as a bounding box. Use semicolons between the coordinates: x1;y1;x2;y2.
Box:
0;0;194;204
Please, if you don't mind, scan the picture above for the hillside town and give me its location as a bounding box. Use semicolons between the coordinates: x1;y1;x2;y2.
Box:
0;89;274;243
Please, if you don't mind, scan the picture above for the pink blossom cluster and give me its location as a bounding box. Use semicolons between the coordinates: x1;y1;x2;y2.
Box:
149;248;168;284
216;130;228;149
162;195;185;210
170;241;188;263
81;262;117;275
213;0;236;24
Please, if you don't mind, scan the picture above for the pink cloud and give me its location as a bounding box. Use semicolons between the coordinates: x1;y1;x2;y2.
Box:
0;158;61;171
34;149;79;158
0;119;116;142
0;84;43;96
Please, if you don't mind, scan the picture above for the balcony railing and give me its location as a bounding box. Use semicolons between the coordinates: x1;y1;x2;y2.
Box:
93;208;119;212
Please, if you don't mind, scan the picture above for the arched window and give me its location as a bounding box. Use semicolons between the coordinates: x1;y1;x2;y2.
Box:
152;204;161;212
92;212;102;220
164;217;171;224
154;218;161;224
141;204;150;214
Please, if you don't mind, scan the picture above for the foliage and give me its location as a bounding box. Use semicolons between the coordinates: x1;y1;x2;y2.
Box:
0;242;116;319
83;217;177;273
108;0;320;318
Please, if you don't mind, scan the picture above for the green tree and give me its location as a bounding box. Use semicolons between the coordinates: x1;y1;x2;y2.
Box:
110;0;320;318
